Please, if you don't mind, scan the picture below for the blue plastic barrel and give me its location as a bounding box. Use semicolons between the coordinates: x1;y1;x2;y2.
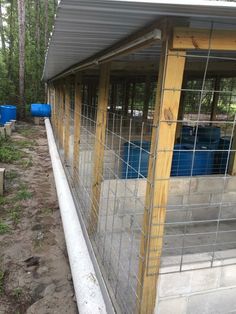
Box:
31;103;51;117
0;105;17;125
171;144;215;176
122;141;150;179
214;137;231;174
197;126;221;143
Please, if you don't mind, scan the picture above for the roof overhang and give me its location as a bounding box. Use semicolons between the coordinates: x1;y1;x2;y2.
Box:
43;0;236;82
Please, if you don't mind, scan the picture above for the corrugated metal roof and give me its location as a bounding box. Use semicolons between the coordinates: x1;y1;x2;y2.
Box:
43;0;236;81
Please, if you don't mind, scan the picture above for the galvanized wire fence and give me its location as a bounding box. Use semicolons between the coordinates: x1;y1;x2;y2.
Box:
50;20;236;314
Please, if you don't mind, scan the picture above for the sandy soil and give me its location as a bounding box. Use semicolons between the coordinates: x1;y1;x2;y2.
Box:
0;122;78;314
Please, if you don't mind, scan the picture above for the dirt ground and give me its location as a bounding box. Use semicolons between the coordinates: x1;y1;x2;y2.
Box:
0;122;78;314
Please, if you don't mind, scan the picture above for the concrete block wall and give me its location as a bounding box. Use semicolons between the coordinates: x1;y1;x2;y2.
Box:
98;176;236;232
155;263;236;314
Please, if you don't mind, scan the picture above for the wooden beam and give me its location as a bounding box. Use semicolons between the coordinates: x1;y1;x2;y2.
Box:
172;27;236;51
64;82;71;161
229;127;236;176
54;85;60;138
143;76;151;122
73;73;83;178
137;48;186;314
90;63;110;233
59;83;65;148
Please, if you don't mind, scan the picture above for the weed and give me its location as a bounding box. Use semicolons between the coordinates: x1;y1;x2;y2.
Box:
13;287;22;299
41;207;53;215
20;157;33;169
15;186;32;201
0;270;4;295
10;211;20;226
6;170;19;182
0;221;10;235
15;140;37;149
0;138;22;163
0;196;6;206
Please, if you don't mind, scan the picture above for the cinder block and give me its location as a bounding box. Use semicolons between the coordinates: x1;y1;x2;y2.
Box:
183;193;211;205
196;177;225;193
156;297;187;314
5;123;12;136
187;287;236;314
34;117;40;125
190;267;221;292
0;168;5;196
10;120;16;131
220;265;236;287
169;178;198;195
0;127;6;138
227;177;236;192
158;272;191;298
222;192;236;203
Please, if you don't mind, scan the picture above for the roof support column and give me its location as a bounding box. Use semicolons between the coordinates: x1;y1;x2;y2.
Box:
73;73;83;179
64;81;71;162
90;63;111;234
137;45;186;313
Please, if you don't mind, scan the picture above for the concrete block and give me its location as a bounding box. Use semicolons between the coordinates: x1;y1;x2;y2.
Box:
158;271;191;298
227;177;236;192
0;168;5;196
222;192;236;203
169;178;197;195
4;123;12;136
196;177;225;193
0;127;6;138
220;265;236;287
190;267;221;292
34;117;40;125
10;120;16;131
191;206;220;221
155;297;187;314
187;287;236;314
183;193;211;205
168;195;184;206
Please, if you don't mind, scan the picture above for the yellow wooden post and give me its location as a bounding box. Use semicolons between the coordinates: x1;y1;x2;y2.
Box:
64;81;71;161
229;127;236;176
54;84;59;138
73;73;83;178
90;63;110;233
59;83;65;148
137;47;186;314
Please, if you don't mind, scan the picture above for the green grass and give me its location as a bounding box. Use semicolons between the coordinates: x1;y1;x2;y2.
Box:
0;270;4;295
0;138;22;163
13;287;22;299
15;186;32;201
20;157;33;169
15;140;37;149
6;170;19;182
0;196;6;206
0;221;10;235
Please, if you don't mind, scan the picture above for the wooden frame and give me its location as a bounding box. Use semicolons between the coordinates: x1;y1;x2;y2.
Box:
90;63;111;233
172;27;236;51
64;81;71;161
73;73;83;177
137;46;186;314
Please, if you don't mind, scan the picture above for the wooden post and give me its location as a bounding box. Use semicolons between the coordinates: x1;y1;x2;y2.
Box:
143;76;151;122
210;76;221;123
229;127;236;176
54;85;60;138
90;63;110;233
64;81;71;161
131;81;136;117
73;73;83;178
59;83;65;148
137;48;186;314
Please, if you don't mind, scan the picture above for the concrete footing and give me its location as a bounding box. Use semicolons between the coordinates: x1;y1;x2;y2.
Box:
0;168;5;196
5;123;12;136
0;127;6;138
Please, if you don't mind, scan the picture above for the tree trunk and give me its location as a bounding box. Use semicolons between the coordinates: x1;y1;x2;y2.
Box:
44;0;48;50
17;0;25;117
0;0;6;58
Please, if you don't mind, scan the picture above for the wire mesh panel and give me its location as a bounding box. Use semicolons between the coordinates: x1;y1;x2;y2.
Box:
51;19;236;314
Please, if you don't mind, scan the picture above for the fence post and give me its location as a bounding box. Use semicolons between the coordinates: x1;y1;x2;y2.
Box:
90;63;110;234
137;47;186;313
